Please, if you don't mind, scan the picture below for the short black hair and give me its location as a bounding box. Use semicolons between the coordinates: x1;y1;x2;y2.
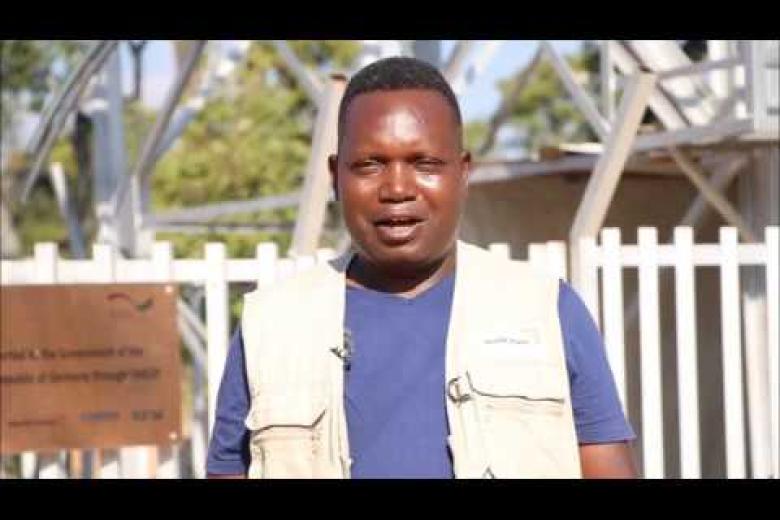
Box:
337;56;462;145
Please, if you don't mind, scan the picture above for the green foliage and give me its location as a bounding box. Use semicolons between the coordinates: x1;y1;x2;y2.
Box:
1;40;83;111
50;136;78;175
16;184;68;250
123;101;157;167
288;40;360;71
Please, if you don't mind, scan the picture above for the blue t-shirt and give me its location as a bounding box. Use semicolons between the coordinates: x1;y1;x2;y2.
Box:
206;275;635;477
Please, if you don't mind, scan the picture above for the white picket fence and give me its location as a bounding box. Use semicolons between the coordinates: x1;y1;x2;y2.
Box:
1;227;776;478
573;226;778;479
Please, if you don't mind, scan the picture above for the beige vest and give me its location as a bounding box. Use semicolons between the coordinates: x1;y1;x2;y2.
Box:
241;240;581;478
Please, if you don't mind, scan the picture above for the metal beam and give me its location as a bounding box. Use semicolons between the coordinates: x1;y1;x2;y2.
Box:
48;162;87;258
126;41;206;189
0;198;20;259
626;40;717;127
469;154;682;184
600;41;617;121
680;154;749;225
90;47;133;253
151;222;294;235
658;57;742;81
632;117;753;151
710;90;742;123
540;42;611;142
25;41;102;158
610;41;689;131
110;41;206;254
20;40;121;203
290;74;346;256
271;40;323;106
744;40;779;135
412;40;442;68
668;146;758;242
570;72;657;239
147;190;307;225
443;41;478;86
152;41;251;163
444;41;504;97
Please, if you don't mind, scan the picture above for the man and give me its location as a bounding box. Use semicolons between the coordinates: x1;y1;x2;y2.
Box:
207;57;637;479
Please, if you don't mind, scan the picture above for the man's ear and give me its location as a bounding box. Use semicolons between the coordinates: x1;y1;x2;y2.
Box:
460;150;472;181
328;154;339;201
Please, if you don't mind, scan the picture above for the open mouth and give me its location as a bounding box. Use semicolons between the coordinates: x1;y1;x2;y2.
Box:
373;216;425;243
374;216;424;227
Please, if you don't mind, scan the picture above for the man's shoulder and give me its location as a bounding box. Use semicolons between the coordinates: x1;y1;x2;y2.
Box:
556;281;595;329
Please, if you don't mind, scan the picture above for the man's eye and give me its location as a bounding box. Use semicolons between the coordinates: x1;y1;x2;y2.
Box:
415;159;443;172
354;160;382;172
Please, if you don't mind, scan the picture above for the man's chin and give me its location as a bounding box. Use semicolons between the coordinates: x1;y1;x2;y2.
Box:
367;247;425;270
356;241;450;276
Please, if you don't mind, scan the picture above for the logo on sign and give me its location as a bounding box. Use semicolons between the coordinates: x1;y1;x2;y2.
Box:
107;293;154;313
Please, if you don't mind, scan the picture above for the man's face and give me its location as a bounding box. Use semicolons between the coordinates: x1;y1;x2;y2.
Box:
330;89;471;274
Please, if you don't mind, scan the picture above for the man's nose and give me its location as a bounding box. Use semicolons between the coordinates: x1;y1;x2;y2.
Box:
378;161;417;203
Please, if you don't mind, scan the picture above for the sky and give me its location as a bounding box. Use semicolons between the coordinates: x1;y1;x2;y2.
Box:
120;40;584;123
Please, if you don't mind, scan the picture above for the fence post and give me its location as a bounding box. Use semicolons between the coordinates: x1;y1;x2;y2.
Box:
151;241;180;478
638;227;664;478
205;243;228;440
719;227;746;478
673;226;701;478
766;226;779;478
256;243;279;288
574;236;601;330
601;228;627;412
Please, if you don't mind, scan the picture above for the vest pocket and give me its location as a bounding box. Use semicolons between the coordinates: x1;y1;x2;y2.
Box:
464;365;573;477
245;399;327;479
465;365;566;414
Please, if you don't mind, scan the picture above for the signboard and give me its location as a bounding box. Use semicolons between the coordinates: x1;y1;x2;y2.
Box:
0;284;182;454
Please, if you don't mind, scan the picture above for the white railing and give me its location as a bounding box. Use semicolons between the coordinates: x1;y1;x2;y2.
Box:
574;226;778;479
0;239;564;478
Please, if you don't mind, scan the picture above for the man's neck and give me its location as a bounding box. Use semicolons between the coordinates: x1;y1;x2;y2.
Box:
346;247;456;299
